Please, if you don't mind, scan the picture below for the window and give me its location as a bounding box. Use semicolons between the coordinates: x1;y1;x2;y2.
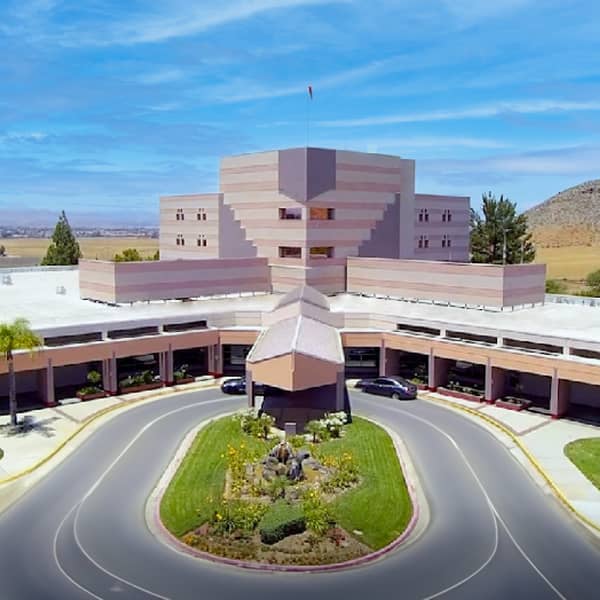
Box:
424;238;429;248
442;209;452;222
310;246;333;258
418;208;429;223
176;208;185;221
197;234;207;247
309;207;335;220
442;235;452;248
197;208;207;221
176;234;185;246
279;207;302;220
418;235;428;249
279;246;301;258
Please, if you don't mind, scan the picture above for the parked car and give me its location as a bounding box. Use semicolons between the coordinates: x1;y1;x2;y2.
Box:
220;377;265;395
355;376;417;400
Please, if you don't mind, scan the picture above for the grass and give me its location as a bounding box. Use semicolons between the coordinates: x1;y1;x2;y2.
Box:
160;417;270;537
314;418;412;549
160;415;412;549
0;237;158;262
564;438;600;491
0;448;3;461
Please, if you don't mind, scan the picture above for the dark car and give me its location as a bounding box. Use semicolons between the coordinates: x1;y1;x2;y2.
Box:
355;376;417;400
220;377;265;395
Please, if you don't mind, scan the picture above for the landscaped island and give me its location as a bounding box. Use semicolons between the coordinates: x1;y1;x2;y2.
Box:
160;411;413;566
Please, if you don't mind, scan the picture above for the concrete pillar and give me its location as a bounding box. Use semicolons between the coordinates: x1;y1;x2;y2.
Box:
550;369;570;418
38;360;55;406
102;356;118;394
160;347;174;384
379;341;387;377
485;361;505;404
428;351;450;390
208;343;223;377
246;371;255;408
335;369;345;411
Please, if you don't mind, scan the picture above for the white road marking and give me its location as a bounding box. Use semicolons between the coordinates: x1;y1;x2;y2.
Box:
362;396;566;599
53;396;237;599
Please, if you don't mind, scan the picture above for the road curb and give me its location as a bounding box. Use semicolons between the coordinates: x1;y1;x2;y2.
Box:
0;380;221;487
146;412;425;572
422;392;600;537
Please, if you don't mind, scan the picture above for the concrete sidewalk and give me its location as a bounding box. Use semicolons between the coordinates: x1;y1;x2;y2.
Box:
423;391;600;534
0;378;221;481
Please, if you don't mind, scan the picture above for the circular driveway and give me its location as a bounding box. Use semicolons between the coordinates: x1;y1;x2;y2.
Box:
0;388;599;599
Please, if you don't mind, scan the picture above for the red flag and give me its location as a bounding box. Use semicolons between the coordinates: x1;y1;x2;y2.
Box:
307;85;313;100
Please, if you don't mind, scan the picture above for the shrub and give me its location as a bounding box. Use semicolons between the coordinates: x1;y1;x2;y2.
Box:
305;419;328;443
174;364;189;381
321;411;348;438
302;490;334;536
586;269;600;293
545;279;567;294
211;500;268;534
86;370;101;386
236;409;275;439
258;500;306;544
287;434;306;448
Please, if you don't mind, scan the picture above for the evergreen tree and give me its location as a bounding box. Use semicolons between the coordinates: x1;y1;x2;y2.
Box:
470;192;535;264
41;211;82;265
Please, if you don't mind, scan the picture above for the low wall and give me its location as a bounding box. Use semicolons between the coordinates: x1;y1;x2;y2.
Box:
79;258;270;303
346;258;546;309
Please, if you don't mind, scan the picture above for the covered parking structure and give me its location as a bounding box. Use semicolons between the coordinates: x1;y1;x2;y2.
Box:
245;286;349;430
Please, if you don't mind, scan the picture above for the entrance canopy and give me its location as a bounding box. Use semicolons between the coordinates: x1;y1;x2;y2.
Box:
246;286;344;392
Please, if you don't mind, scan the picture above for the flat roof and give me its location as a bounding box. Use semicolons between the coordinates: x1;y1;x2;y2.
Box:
1;268;600;346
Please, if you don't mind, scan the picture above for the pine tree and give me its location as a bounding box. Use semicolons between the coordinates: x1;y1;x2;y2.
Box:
41;211;82;265
470;192;535;264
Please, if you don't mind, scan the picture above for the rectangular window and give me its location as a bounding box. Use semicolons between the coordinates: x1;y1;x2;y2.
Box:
309;207;335;220
442;239;446;248
279;207;302;220
310;246;333;258
447;238;452;247
424;239;429;248
442;213;446;222
197;209;207;221
448;212;452;222
279;246;301;258
418;238;423;248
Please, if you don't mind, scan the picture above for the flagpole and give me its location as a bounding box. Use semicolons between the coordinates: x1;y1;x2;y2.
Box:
306;84;313;147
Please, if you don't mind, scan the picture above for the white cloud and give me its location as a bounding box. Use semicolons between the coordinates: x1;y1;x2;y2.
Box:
96;0;344;45
319;99;600;127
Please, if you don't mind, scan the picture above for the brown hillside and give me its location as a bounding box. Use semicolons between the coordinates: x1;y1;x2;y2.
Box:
525;180;600;247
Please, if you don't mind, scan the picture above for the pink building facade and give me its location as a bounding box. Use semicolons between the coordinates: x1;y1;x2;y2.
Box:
159;147;469;293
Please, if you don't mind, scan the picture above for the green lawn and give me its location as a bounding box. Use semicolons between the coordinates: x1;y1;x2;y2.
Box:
315;418;413;548
565;437;600;491
160;415;413;549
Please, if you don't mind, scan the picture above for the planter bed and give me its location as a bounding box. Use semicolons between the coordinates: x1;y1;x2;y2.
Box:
119;381;164;395
437;387;484;403
413;382;428;391
495;397;532;412
173;377;195;386
76;390;109;401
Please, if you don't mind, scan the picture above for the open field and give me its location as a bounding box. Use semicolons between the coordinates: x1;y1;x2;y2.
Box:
534;246;600;281
0;237;158;261
2;237;598;290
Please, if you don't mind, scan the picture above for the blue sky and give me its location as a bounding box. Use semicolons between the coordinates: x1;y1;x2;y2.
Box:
1;0;600;226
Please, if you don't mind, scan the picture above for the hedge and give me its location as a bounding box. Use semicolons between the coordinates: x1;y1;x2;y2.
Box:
258;500;306;545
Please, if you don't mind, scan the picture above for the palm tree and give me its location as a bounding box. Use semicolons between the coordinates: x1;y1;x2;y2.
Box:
0;318;42;427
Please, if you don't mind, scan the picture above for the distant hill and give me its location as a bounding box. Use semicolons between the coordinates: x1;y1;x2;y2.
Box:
525;179;600;247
